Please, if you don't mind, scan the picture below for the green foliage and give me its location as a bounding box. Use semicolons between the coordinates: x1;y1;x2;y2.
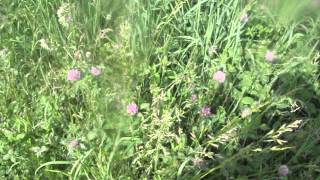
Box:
1;0;320;179
0;0;134;179
129;0;320;179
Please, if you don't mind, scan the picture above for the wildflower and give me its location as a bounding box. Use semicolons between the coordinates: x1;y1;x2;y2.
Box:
0;48;8;59
278;165;289;177
69;140;80;148
240;108;252;118
127;103;138;116
30;146;48;157
106;14;112;21
85;51;92;58
39;39;50;50
200;106;211;117
213;70;226;83
208;45;217;57
74;50;82;60
240;12;249;23
57;3;73;27
90;66;101;76
112;43;123;50
265;50;276;62
67;69;81;82
191;94;198;102
99;28;113;39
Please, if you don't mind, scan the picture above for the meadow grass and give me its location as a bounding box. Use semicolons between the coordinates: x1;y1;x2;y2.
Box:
1;0;320;179
1;0;135;179
129;0;320;179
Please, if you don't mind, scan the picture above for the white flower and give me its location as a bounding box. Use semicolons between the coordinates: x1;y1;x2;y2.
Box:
208;45;217;57
85;51;92;58
39;39;50;50
0;48;8;59
112;43;122;50
57;3;73;27
240;108;252;118
106;14;112;21
99;28;113;39
240;12;249;23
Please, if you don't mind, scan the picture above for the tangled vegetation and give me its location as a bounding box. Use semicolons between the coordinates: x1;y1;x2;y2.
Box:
0;0;319;179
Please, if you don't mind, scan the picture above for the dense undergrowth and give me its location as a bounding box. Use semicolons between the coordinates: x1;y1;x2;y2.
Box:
1;0;134;179
130;0;320;179
0;0;320;179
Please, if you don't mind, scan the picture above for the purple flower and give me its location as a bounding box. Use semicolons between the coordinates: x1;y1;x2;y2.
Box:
69;140;80;148
278;165;289;177
200;106;211;117
213;70;226;83
265;50;276;62
67;69;81;82
91;66;101;76
127;102;138;116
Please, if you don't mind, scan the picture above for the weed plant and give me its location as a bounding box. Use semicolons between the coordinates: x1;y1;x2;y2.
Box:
130;0;320;179
0;0;320;179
